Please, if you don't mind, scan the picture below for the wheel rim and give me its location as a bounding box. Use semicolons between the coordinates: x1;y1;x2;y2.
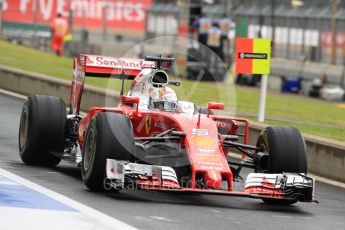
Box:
83;129;95;172
19;110;29;150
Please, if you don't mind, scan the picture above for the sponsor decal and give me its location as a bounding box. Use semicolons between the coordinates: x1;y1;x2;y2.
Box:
200;165;224;171
3;0;152;31
239;52;267;59
198;156;221;162
145;114;151;135
198;161;223;167
191;128;208;136
195;153;214;157
196;148;216;154
86;56;155;69
235;38;271;74
191;136;216;148
216;121;232;129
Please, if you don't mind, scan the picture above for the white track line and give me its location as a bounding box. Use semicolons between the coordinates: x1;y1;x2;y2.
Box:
1;87;344;190
0;168;137;230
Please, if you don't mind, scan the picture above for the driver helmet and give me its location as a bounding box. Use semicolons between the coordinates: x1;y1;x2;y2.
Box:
149;87;178;112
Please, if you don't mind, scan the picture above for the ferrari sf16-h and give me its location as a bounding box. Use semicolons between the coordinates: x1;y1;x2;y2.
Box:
18;55;316;205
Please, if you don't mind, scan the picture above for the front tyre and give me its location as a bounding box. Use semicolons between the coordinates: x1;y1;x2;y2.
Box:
19;96;66;166
256;126;308;205
81;112;134;191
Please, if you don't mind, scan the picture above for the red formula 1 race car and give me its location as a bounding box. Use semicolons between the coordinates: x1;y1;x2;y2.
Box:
18;55;316;205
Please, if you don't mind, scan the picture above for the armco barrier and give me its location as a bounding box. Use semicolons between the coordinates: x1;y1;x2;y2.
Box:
1;65;344;183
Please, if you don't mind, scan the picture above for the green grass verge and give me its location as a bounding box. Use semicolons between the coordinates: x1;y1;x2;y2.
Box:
1;39;345;141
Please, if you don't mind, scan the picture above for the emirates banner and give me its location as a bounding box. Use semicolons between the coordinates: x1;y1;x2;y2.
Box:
2;0;152;30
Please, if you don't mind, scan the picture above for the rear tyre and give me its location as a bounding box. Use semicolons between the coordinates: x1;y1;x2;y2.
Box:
256;126;307;205
18;96;66;166
81;112;134;191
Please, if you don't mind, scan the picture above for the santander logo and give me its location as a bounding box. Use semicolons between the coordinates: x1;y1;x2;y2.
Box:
84;55;155;69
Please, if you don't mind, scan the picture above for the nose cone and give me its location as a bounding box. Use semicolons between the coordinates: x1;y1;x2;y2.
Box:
205;170;223;189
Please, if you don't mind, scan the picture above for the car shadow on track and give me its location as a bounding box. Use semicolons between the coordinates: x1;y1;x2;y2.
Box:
5;161;82;182
53;164;82;180
102;190;312;215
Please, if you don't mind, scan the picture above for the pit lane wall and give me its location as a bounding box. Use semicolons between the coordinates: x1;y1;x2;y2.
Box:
1;65;344;183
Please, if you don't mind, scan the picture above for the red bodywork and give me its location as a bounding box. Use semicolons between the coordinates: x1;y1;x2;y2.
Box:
71;54;285;198
77;106;250;191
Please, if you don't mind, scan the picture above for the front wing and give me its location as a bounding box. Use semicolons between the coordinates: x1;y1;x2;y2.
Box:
106;159;316;203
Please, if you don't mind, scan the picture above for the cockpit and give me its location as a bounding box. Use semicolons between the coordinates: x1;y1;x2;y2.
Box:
128;68;179;112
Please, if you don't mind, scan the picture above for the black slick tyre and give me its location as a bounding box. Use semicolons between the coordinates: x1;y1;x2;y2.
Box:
256;126;308;205
81;112;134;191
18;95;66;166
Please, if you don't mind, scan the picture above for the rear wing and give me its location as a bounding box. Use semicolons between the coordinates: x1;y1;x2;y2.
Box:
74;54;156;78
70;54;155;114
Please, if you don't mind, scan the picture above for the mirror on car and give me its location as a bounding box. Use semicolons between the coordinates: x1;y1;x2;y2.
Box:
121;96;140;105
207;102;224;117
168;80;181;86
121;96;140;114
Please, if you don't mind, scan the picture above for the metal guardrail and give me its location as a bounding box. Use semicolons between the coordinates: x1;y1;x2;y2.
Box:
2;28;51;51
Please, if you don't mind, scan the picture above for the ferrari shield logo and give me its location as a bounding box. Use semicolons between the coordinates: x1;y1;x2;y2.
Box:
145;114;151;134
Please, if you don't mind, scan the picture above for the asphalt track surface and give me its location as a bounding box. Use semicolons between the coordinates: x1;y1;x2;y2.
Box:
1;93;345;230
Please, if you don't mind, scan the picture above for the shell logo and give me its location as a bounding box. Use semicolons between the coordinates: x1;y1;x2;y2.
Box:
191;136;216;148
